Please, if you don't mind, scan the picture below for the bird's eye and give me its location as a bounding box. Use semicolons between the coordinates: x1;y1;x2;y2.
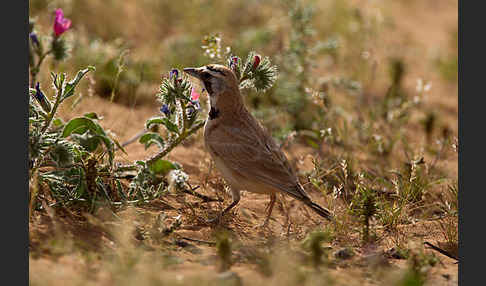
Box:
201;72;211;80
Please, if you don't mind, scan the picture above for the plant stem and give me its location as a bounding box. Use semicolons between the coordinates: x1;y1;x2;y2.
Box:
113;120;205;173
30;49;53;87
40;85;63;134
145;120;205;165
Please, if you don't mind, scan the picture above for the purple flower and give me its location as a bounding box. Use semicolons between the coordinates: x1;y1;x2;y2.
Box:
33;82;51;112
229;56;239;70
160;104;170;116
29;32;39;48
53;8;71;37
34;82;45;101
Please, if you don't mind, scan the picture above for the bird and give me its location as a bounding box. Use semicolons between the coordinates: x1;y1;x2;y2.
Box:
183;64;334;226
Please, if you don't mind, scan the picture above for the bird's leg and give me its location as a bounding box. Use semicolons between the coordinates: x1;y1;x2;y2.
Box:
209;188;240;223
221;197;241;216
262;193;276;227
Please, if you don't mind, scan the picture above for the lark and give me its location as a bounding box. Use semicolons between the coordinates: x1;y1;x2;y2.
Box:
183;64;334;226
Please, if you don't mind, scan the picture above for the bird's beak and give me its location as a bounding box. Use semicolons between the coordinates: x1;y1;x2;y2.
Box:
183;67;202;80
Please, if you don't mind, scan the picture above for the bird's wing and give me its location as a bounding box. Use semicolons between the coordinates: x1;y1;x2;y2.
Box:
206;120;309;200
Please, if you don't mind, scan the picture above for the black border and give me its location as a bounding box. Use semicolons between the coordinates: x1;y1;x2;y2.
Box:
6;0;28;285
459;0;483;285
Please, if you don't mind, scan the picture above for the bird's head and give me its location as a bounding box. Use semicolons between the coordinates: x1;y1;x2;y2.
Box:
183;64;241;109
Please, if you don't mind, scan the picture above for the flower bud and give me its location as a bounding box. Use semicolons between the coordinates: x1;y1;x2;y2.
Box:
169;69;179;80
33;82;52;112
29;32;40;48
51;36;69;61
160;104;170;116
252;55;261;70
229;56;239;71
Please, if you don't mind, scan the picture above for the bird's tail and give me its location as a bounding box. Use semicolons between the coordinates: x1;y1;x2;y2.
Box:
306;200;334;222
290;183;335;222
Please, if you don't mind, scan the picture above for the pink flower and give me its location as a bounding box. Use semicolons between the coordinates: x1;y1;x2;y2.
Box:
190;88;200;101
53;9;71;37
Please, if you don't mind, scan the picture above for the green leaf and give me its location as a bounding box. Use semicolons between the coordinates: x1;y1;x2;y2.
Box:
83;112;102;120
145;117;165;129
115;179;126;200
62;117;100;138
139;132;165;150
146;117;179;134
52;118;65;128
136;160;146;167
62;66;96;100
49;143;73;168
96;134;115;166
148;159;177;175
113;138;128;155
71;133;101;152
57;73;66;91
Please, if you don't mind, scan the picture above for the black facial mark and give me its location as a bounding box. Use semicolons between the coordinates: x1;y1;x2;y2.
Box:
209;107;220;120
206;66;225;76
203;79;213;94
201;71;211;80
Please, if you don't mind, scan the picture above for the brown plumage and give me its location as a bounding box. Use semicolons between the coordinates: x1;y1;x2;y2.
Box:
183;64;333;226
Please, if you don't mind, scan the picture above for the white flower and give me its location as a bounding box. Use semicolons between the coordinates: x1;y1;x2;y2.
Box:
416;78;432;93
168;169;189;191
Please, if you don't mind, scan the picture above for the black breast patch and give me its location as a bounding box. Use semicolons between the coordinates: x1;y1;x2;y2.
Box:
208;107;220;120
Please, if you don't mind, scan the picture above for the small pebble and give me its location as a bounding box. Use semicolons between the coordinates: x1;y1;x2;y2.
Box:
334;248;355;260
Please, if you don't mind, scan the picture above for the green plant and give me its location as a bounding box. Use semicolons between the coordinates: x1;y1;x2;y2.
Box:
215;231;233;272
273;0;320;131
29;66;128;214
437;216;458;256
438;182;458;216
301;230;332;268
349;173;378;244
396;246;438;286
377;199;405;231
395;157;446;206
